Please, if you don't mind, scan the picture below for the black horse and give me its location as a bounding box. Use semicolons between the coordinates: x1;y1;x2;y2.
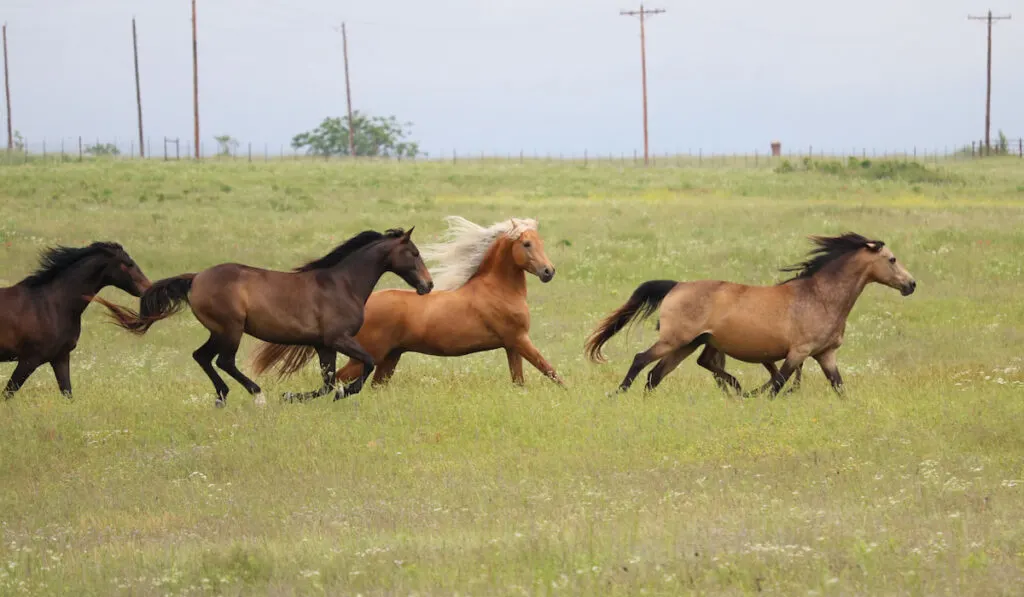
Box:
1;242;152;399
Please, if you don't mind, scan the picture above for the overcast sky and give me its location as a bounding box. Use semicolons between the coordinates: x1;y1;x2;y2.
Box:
3;0;1022;155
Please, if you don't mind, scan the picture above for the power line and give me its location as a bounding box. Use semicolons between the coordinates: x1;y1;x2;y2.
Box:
967;10;1011;155
620;4;664;166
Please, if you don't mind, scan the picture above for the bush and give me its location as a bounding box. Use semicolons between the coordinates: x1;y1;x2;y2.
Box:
774;157;960;184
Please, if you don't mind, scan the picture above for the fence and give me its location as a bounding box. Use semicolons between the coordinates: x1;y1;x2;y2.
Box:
2;136;1022;167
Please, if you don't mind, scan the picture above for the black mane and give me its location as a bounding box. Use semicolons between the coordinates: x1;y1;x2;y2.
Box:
19;241;125;287
779;232;883;283
294;228;405;272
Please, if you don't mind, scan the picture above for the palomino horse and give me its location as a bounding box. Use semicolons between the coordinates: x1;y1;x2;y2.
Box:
585;233;916;395
251;216;565;387
101;228;433;406
1;242;151;399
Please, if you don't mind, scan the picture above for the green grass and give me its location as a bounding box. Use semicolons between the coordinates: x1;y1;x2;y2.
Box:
2;158;1024;596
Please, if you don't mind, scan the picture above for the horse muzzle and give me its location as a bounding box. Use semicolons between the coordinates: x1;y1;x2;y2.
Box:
901;280;917;296
416;281;434;295
538;266;556;283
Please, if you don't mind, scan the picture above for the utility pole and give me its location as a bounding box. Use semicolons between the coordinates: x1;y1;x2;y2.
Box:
968;10;1011;155
2;23;12;150
132;18;145;157
620;4;664;166
191;0;200;159
342;22;355;157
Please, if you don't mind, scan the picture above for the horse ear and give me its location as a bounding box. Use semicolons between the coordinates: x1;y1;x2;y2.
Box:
865;241;884;252
402;226;414;243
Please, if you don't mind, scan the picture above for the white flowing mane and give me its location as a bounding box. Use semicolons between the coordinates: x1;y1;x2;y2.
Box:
420;216;538;291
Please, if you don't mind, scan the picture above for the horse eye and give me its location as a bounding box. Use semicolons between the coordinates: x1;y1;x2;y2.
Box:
523;241;532;249
889;257;896;264
412;250;419;258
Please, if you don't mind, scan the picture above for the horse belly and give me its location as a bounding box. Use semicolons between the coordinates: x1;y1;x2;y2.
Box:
709;328;789;363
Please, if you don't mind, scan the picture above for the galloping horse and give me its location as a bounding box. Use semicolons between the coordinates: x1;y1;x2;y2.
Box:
1;242;151;399
251;216;565;387
585;233;916;395
101;228;433;406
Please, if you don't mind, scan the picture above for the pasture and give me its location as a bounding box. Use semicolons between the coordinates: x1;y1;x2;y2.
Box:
1;157;1023;596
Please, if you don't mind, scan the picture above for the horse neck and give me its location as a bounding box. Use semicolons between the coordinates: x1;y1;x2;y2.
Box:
466;237;527;296
330;242;392;302
39;257;109;316
809;256;872;320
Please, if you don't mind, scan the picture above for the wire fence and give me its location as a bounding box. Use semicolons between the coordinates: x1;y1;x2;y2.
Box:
2;136;1022;167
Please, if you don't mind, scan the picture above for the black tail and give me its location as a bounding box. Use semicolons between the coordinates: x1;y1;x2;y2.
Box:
104;274;196;335
585;280;677;363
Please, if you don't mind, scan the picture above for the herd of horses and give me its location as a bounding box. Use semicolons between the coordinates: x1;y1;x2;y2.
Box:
0;216;916;405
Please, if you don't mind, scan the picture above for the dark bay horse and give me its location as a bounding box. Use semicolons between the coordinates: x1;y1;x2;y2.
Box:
1;242;151;399
585;233;916;396
250;216;565;387
101;228;433;406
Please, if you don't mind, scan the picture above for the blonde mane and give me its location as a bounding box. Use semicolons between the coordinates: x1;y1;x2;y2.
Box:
420;216;538;290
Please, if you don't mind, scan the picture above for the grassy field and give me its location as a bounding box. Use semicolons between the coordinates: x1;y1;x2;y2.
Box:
1;157;1024;596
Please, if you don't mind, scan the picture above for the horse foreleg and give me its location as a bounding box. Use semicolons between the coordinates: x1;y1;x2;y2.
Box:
50;353;73;400
747;362;802;397
329;335;375;399
505;348;525;385
813;349;844;395
511;334;564;386
3;359;41;399
770;353;808;397
284;347;337;403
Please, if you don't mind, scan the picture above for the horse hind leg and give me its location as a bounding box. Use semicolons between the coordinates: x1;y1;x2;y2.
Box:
696;344;742;395
214;338;263;403
371;350;403;386
3;359;42;399
644;343;699;392
617;339;678;394
193;334;230;406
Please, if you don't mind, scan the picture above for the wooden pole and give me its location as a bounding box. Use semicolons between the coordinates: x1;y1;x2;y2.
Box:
132;18;145;157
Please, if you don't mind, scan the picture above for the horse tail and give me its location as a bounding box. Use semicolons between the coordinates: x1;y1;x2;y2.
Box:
250;342;318;378
101;274;196;335
585;279;677;363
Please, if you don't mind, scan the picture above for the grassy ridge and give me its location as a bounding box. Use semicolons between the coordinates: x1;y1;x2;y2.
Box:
1;158;1024;596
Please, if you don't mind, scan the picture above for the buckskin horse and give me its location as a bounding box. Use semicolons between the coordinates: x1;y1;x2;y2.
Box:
585;233;916;396
251;216;565;388
101;228;433;406
1;242;151;399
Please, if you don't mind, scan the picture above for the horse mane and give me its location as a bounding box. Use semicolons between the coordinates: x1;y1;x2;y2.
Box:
419;216;537;290
294;228;404;272
19;241;126;287
779;232;884;283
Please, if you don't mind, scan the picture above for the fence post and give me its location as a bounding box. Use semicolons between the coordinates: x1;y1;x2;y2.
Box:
61;138;65;159
42;140;46;159
248;142;252;163
1019;138;1022;158
78;136;83;161
584;149;588;167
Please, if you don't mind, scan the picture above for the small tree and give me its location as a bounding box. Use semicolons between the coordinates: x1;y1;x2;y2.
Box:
996;130;1009;155
214;134;239;157
291;111;419;158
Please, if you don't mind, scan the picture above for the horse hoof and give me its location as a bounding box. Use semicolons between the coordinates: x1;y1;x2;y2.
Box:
215;399;226;408
253;393;267;407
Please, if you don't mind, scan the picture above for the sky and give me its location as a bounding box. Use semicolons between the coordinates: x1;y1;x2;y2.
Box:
2;0;1022;156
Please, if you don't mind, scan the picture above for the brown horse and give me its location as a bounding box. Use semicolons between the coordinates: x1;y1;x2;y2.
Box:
1;242;151;399
101;228;433;406
251;216;565;387
585;233;916;395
